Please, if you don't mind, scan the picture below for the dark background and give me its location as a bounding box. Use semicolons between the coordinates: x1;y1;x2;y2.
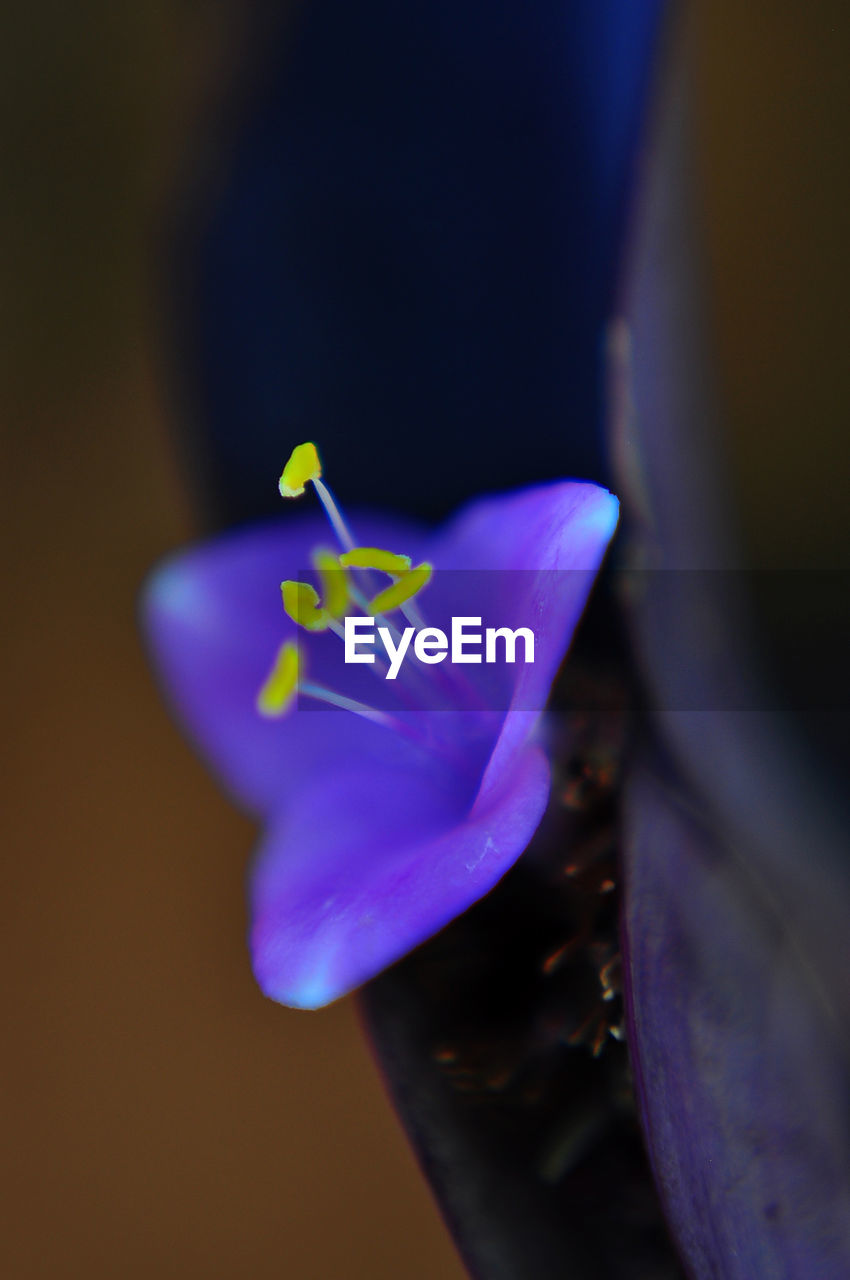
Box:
2;4;847;1277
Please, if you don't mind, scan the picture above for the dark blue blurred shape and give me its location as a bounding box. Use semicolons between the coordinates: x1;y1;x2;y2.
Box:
179;0;664;523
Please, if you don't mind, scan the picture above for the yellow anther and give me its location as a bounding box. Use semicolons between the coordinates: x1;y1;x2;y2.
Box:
281;580;331;632
368;562;432;615
256;641;300;717
312;549;349;619
278;442;322;498
339;546;413;575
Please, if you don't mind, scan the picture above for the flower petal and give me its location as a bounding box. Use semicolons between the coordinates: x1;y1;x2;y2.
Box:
424;481;619;795
251;743;549;1007
141;510;428;814
623;762;850;1278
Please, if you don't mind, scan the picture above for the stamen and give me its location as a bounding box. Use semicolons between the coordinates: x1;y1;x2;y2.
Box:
278;442;321;497
339;546;429;632
339;547;413;575
256;640;398;730
278;441;356;550
299;681;400;729
281;581;331;632
368;562;432;615
313;549;348;618
266;444;463;723
256;641;300;717
312;478;356;551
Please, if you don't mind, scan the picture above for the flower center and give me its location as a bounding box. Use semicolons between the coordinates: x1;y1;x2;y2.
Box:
257;442;443;730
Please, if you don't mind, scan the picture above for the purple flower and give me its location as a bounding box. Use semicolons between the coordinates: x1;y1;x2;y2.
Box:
143;455;618;1008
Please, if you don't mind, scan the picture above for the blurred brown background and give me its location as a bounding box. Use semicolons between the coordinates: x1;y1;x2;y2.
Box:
1;4;847;1278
